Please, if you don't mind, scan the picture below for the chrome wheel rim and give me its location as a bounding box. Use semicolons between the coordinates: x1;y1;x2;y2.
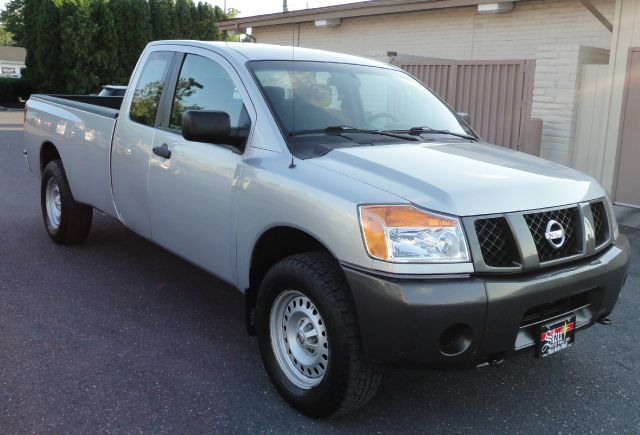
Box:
270;290;329;389
45;177;62;231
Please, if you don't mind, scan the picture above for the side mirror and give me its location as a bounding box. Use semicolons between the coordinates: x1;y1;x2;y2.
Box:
182;110;230;143
457;112;471;125
181;110;248;151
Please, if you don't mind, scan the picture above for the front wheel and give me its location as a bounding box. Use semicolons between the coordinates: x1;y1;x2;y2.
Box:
256;252;383;418
41;159;93;245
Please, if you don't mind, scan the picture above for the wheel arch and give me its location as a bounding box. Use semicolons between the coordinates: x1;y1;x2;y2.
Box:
39;141;61;174
245;225;337;335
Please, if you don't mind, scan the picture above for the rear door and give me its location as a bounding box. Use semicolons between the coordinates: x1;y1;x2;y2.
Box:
147;48;254;283
111;50;176;237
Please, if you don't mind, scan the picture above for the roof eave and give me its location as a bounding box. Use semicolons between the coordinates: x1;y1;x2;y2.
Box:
218;0;518;31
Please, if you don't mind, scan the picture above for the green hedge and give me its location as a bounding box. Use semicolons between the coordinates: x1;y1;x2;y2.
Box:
0;77;32;105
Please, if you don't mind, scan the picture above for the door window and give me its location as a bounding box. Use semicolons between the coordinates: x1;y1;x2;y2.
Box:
129;51;174;127
169;54;248;131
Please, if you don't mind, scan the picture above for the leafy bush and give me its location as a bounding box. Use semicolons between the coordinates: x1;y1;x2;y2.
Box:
9;0;237;94
0;77;32;104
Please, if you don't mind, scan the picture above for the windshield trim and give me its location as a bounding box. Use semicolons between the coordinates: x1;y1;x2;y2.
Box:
246;59;479;159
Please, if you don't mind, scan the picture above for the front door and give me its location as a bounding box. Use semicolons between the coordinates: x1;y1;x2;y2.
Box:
615;48;640;207
148;51;252;283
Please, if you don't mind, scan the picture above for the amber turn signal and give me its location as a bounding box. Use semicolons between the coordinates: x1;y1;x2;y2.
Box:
359;205;458;261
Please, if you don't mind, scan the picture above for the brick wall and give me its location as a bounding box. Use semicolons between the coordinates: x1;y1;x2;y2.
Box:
252;0;614;61
532;45;610;165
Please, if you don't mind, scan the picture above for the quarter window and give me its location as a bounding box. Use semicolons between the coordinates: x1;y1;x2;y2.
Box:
169;54;248;131
129;51;173;127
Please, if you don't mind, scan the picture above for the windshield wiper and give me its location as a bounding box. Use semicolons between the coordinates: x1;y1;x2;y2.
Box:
289;126;420;142
392;127;477;141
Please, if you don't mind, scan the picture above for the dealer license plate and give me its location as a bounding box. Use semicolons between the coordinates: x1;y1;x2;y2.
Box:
536;314;576;357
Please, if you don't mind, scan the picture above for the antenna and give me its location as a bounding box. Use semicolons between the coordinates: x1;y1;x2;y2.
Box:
291;22;296;149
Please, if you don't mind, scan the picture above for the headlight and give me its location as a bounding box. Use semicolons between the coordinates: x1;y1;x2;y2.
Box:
605;194;619;241
359;205;469;263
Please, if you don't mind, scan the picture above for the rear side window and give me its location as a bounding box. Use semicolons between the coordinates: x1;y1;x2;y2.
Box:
168;54;248;131
129;51;174;126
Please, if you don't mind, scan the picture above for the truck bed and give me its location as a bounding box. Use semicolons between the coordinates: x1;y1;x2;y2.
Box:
34;94;122;118
24;94;122;217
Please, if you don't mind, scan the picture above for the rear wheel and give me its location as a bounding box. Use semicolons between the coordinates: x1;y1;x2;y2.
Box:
256;252;383;418
41;159;93;244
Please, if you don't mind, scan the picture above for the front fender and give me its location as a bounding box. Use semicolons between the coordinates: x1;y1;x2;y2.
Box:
235;148;400;292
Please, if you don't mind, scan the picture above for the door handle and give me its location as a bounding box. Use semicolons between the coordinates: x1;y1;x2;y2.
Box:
152;143;171;159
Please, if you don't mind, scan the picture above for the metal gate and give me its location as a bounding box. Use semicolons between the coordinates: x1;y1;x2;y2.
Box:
390;55;536;150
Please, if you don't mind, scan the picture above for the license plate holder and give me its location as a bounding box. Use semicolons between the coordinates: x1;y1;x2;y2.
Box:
536;314;576;358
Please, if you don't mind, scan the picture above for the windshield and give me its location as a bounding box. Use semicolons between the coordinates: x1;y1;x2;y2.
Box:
248;60;474;157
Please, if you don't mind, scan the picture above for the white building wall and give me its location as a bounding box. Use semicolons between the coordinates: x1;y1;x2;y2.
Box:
252;0;614;60
599;0;640;196
532;45;610;165
574;63;611;179
0;61;24;77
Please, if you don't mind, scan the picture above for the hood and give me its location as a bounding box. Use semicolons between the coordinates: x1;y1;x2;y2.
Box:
309;141;605;216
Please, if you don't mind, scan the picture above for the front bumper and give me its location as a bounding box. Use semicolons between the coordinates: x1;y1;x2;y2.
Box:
343;235;631;368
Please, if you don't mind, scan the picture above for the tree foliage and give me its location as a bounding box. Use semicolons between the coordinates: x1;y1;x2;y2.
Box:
194;3;222;41
89;0;119;86
59;0;94;93
174;0;193;39
25;0;63;92
0;25;13;45
0;0;237;93
149;0;176;40
109;0;152;83
0;0;25;45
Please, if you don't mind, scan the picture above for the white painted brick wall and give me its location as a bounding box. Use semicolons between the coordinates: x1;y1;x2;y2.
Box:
532;45;610;165
252;0;614;60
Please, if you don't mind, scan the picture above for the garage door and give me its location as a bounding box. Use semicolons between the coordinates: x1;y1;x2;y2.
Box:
615;48;640;208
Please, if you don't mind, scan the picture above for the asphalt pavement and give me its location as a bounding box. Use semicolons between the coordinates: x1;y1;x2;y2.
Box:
1;112;639;433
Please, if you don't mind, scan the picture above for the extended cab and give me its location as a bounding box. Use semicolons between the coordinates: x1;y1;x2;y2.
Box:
23;41;631;418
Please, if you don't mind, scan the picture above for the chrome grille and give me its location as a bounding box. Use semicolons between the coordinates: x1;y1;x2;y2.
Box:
590;201;609;246
474;218;520;267
524;207;580;262
468;199;612;273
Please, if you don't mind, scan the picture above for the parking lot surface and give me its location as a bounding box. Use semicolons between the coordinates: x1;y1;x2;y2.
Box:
1;112;639;433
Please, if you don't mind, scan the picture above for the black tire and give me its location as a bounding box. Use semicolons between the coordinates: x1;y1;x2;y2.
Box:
256;252;383;418
40;159;93;245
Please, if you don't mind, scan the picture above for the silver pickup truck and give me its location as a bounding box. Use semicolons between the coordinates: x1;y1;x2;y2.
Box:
24;41;631;418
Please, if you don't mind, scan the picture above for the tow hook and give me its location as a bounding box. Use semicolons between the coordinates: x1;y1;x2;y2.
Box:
597;317;612;325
